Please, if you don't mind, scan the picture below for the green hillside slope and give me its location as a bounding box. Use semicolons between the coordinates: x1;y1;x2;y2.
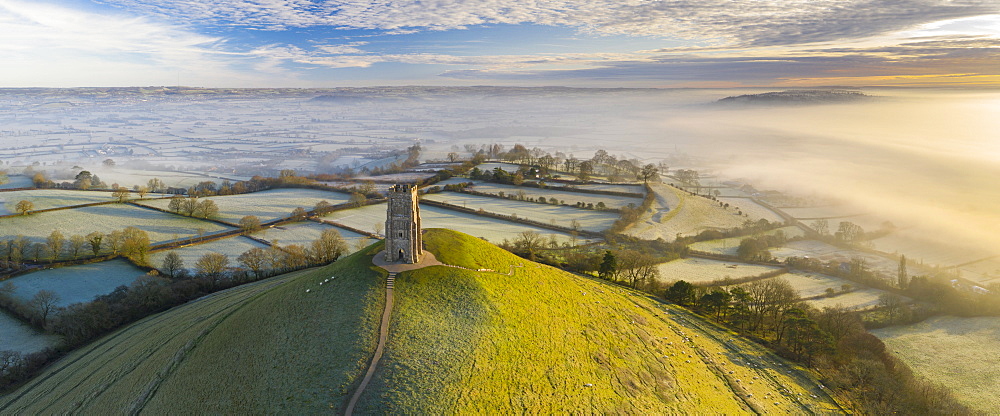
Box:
358;229;844;414
0;245;386;414
0;229;844;414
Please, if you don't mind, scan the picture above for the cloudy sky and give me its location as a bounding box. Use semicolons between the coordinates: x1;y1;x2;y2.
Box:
2;0;999;87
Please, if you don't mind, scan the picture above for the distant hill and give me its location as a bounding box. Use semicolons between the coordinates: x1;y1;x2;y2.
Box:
715;90;872;106
0;229;844;414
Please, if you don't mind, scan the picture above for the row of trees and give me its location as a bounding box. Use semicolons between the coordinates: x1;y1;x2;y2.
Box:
0;228;358;390
661;278;970;414
0;227;151;267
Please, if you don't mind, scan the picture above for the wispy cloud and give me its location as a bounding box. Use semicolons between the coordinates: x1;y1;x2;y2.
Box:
97;0;999;47
0;0;283;86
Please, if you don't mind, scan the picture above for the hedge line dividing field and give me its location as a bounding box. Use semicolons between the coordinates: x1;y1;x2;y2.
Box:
418;199;604;238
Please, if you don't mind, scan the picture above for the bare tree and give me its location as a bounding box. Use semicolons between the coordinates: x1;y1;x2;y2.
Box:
161;252;185;278
14;200;33;216
313;200;333;216
310;229;348;264
68;235;86;259
195;252;229;286
238;248;269;278
47;230;65;260
86;232;104;256
112;187;130;203
121;227;151;265
290;207;308;221
31;290;60;327
638;163;660;184
239;215;262;233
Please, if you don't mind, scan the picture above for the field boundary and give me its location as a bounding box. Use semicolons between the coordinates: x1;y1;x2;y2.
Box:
418;199;604;238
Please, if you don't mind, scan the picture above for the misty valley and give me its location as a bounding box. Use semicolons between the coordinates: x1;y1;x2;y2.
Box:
1;87;998;414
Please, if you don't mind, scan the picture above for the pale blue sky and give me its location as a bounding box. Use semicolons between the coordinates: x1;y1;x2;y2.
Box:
1;0;998;87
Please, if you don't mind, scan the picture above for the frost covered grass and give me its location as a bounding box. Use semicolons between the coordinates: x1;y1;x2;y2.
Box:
459;180;644;209
329;203;588;245
4;259;147;307
806;287;892;310
655;258;783;285
629;184;747;241
0;204;231;245
149;237;268;271
0;310;58;354
717;198;784;223
873;316;1000;414
422;192;619;232
0;247;384;414
254;221;369;253
688;226;805;256
0;190;117;215
138;188;352;223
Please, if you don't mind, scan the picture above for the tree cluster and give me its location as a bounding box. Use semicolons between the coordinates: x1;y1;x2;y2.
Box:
662;278;972;414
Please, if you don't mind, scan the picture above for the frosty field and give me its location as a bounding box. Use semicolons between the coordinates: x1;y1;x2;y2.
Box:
629;184;747;241
149;237;269;272
750;272;858;299
0;176;33;189
0;190;122;215
655;257;783;285
0;204;231;245
873;315;1000;413
687;226;806;256
717;197;784;223
422;192;619;232
139;188;352;223
806;287;892;310
0;310;58;354
328;203;589;245
254;221;369;253
461;181;644;209
5;259;147;307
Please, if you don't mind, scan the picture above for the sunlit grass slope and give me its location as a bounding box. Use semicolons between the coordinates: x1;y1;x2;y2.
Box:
0;244;385;414
357;228;843;414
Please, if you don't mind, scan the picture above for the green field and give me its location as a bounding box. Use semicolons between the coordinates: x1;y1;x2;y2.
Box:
422;192;619;232
0;204;231;245
5;259;147;307
0;246;385;414
355;229;841;414
0;229;843;414
655;257;783;285
873;316;1000;413
137;188;352;223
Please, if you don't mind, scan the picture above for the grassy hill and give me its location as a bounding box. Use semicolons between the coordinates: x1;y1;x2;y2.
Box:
0;245;386;414
0;229;844;414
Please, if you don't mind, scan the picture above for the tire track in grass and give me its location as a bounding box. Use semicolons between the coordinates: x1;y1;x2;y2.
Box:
617;290;845;415
0;275;293;413
37;281;280;414
126;278;291;415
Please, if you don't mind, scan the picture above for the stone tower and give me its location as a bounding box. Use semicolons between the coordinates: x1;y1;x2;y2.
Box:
384;183;423;263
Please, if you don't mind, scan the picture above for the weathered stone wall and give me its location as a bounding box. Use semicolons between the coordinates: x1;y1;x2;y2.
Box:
384;184;423;263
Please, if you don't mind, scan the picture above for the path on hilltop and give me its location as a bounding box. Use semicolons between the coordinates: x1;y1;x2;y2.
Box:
345;250;523;415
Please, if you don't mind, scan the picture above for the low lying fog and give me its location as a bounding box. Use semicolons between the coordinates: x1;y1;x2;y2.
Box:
638;89;1000;256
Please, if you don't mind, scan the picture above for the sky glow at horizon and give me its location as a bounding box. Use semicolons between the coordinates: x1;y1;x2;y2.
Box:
1;0;999;87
